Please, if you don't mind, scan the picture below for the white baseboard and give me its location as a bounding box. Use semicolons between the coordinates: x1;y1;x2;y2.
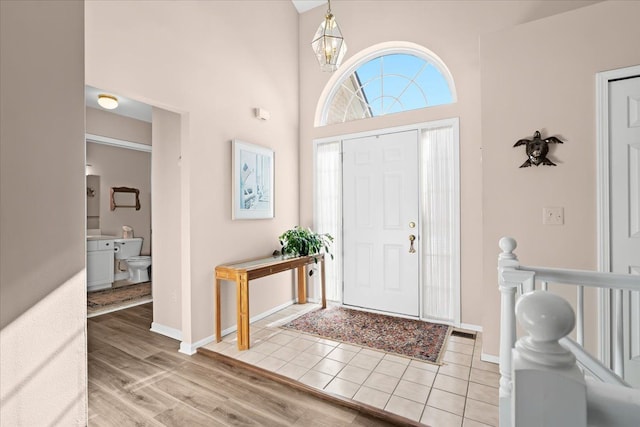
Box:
459;323;483;332
481;352;500;364
179;299;297;355
179;334;215;355
150;322;182;341
219;299;296;338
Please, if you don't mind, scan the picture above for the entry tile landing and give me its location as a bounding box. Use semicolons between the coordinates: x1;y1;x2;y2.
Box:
202;303;499;426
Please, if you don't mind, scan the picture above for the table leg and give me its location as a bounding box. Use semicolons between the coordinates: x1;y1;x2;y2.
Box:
237;273;250;350
320;257;326;309
297;266;307;304
215;277;221;343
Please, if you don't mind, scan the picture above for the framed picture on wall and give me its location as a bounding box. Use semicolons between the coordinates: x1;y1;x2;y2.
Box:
232;139;274;220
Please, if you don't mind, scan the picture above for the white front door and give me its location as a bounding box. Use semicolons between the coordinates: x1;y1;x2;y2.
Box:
342;130;419;316
610;76;640;386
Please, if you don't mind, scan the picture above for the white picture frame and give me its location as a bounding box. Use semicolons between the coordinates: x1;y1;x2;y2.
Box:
232;139;274;220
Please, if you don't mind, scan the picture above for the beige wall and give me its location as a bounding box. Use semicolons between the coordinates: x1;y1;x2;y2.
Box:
0;1;87;425
298;1;599;328
151;107;182;333
86;1;300;346
86;106;152;145
86;142;152;254
480;0;640;356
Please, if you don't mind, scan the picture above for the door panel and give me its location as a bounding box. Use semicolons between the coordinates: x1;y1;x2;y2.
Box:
610;76;640;386
343;130;419;316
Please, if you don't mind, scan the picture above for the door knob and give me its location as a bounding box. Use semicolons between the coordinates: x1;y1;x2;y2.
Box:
409;234;416;253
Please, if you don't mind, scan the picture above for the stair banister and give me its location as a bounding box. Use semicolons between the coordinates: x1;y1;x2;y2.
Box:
498;237;640;426
577;285;584;346
614;288;624;377
517;265;639;289
498;237;536;426
559;337;630;386
512;290;587;426
516;264;640;377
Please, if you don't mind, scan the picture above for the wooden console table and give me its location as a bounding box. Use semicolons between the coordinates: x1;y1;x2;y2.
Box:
215;254;326;350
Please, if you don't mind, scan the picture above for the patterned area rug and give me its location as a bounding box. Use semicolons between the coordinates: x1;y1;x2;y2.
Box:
87;282;152;317
282;306;451;364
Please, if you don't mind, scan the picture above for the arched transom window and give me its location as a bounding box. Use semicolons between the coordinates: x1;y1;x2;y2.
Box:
320;46;455;126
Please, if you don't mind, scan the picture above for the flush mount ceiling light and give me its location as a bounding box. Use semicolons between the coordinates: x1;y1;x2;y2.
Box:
97;94;118;110
311;0;347;72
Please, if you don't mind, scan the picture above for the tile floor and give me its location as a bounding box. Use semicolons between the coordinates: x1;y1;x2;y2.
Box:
202;303;500;427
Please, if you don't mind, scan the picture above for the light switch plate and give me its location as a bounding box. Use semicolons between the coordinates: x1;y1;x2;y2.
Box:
543;207;564;225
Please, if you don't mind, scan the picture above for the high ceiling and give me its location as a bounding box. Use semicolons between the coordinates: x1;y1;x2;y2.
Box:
291;0;325;14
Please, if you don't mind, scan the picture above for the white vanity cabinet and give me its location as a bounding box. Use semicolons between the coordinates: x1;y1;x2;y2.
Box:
87;237;115;291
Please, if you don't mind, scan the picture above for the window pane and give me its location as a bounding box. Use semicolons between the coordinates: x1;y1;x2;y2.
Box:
384;54;425;78
315;142;342;301
355;57;382;86
421;126;456;322
398;83;428;111
359;76;382;109
415;64;453;106
323;52;454;125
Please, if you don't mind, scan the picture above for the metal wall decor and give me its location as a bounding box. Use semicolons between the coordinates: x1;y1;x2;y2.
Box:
513;130;564;167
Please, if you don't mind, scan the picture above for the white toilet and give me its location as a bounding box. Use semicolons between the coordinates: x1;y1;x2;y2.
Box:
114;237;152;283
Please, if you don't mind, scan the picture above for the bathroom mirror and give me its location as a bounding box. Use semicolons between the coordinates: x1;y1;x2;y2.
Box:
110;186;141;211
86;175;100;229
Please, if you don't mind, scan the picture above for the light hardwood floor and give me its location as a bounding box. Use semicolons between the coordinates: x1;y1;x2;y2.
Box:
88;303;401;426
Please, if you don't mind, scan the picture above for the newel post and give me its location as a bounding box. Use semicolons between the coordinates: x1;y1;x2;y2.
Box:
512;291;586;426
498;237;519;427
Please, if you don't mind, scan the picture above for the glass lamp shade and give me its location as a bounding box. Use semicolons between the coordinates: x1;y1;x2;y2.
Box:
97;94;118;110
311;13;347;72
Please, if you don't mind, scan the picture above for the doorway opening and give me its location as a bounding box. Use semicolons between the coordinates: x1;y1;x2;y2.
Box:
314;118;460;325
85;87;153;317
84;87;187;346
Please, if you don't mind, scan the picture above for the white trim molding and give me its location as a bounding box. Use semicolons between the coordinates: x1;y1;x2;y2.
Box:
86;133;152;153
595;64;640;367
179;335;214;356
178;300;296;355
314;41;457;127
481;352;500;364
460;323;483;333
150;322;182;341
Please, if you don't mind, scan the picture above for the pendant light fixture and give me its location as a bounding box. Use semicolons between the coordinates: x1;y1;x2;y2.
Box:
311;0;347;72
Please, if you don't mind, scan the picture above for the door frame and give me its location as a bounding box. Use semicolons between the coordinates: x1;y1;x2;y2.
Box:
596;64;640;366
313;118;460;325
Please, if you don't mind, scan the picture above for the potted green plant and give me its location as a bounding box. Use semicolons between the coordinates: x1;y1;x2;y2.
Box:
278;226;333;275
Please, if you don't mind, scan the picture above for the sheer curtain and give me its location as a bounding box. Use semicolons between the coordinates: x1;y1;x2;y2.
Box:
421;125;458;323
315;141;343;302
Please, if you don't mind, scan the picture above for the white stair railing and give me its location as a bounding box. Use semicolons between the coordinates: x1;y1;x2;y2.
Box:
516;265;638;377
497;237;640;427
559;337;630;386
512;290;588;426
